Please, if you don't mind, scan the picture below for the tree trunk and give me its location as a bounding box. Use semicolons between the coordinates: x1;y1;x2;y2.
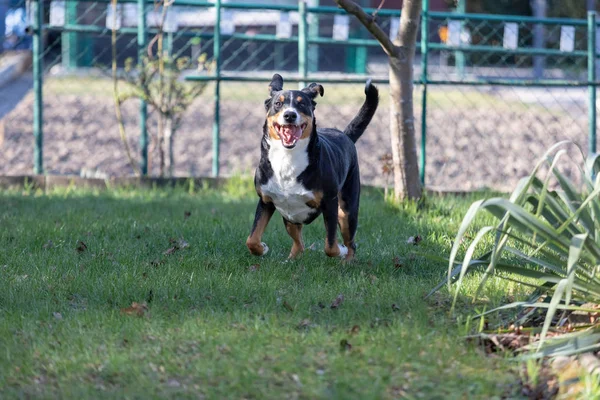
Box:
164;115;174;177
332;0;423;199
389;58;421;200
390;0;422;200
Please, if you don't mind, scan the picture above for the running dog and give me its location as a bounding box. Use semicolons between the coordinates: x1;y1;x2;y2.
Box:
246;74;379;261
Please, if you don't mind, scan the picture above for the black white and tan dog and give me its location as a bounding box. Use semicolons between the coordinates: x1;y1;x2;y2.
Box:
246;74;379;261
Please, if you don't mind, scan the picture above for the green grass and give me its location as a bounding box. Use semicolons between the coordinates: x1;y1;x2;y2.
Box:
0;184;527;399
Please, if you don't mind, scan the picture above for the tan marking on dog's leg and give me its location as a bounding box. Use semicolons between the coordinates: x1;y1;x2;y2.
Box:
284;221;304;259
246;204;274;256
338;207;355;261
338;196;356;261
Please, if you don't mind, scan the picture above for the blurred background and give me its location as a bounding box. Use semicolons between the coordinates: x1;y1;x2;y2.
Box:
0;0;599;191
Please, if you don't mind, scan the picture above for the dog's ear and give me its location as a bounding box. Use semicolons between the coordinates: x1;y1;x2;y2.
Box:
301;83;324;99
264;98;272;111
268;74;284;96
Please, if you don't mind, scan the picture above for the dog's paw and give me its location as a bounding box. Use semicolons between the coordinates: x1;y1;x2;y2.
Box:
338;244;348;258
261;242;269;255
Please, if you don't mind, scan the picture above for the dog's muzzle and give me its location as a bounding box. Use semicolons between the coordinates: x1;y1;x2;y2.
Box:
273;123;307;149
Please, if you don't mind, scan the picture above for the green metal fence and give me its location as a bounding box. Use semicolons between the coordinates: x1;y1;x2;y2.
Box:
4;0;599;191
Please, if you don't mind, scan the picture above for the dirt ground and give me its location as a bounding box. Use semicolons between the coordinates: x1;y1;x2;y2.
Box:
0;77;590;191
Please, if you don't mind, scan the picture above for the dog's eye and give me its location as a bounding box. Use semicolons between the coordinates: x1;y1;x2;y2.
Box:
274;101;282;108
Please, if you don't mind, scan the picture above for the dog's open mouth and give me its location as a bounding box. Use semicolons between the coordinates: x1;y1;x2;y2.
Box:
274;123;307;148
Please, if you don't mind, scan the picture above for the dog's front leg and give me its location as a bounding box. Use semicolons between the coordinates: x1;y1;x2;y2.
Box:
246;199;275;256
322;198;348;258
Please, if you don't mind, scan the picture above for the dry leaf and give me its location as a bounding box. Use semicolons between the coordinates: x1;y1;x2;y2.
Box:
120;302;149;317
407;235;423;245
393;257;403;269
297;319;311;329
76;240;88;253
330;294;344;309
164;246;177;256
340;338;352;351
164;238;189;255
146;289;154;304
249;264;260;272
283;300;294;312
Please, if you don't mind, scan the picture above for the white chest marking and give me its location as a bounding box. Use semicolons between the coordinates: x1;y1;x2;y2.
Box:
260;138;316;223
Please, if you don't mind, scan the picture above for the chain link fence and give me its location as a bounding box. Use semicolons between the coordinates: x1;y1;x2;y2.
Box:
0;1;597;191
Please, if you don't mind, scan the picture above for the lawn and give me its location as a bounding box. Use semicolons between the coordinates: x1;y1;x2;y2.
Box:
0;182;527;399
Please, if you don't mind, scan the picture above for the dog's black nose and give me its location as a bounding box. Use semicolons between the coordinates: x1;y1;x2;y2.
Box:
283;111;297;123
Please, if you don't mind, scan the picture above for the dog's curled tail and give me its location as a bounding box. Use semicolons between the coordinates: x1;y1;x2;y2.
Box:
344;79;379;143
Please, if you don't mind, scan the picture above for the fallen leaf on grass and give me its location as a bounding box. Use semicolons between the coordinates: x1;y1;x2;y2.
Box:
393;257;403;269
164;246;178;255
167;379;181;388
120;302;149;317
76;241;88;253
283;300;294;312
249;264;260;272
407;235;422;245
163;238;190;256
340;339;352;351
297;319;312;329
330;294;344;309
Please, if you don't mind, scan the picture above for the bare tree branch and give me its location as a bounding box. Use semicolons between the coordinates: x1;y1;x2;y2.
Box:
333;0;398;57
372;0;386;20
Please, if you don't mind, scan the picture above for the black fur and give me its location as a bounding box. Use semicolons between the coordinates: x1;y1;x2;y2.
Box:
246;74;379;260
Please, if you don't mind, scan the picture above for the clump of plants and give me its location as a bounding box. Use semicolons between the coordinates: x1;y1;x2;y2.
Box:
431;141;600;360
110;0;212;176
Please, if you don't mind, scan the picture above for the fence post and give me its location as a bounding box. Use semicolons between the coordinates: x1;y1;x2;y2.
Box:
138;0;148;175
212;0;222;177
419;0;429;186
298;0;308;88
589;11;597;155
62;1;78;70
33;0;44;174
455;0;465;78
307;0;319;72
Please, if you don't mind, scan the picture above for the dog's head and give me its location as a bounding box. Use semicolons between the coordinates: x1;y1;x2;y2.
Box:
264;74;324;149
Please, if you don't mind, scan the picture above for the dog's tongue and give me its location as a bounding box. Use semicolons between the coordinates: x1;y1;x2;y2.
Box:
281;125;302;146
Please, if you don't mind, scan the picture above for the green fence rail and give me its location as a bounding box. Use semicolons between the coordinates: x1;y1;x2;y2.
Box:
17;0;600;190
